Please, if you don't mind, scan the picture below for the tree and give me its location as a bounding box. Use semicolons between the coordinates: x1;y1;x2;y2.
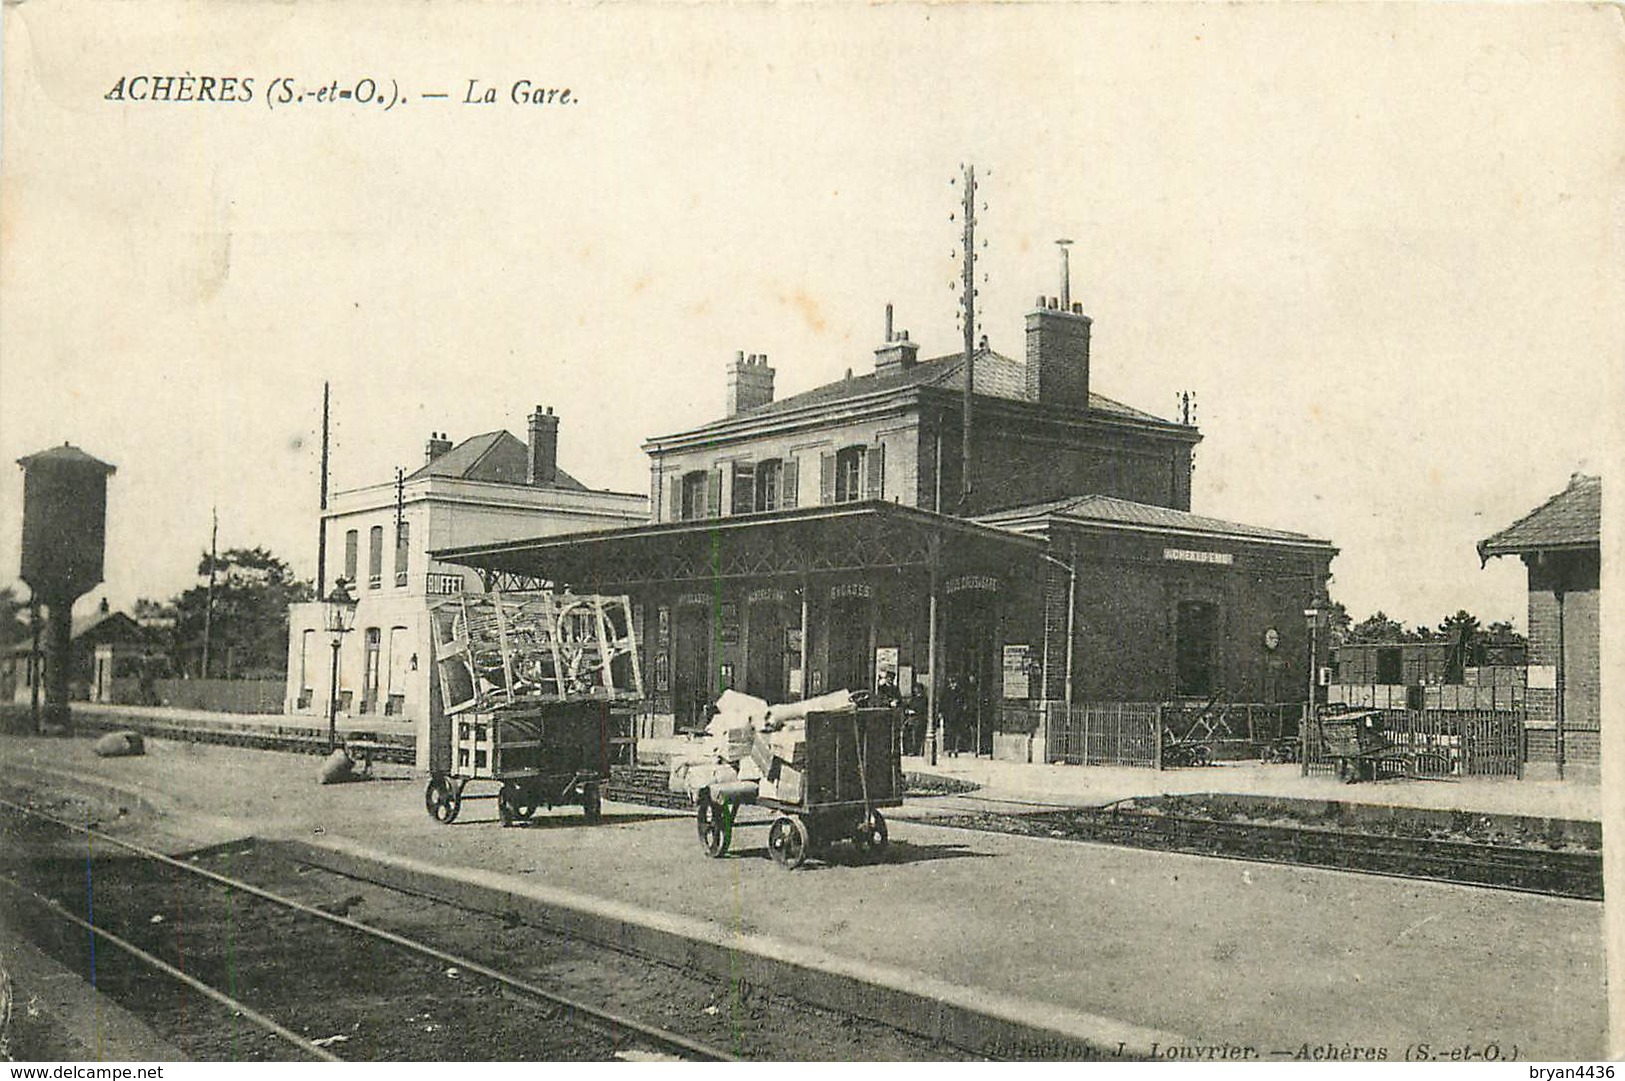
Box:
0;586;32;648
172;547;312;679
1322;599;1353;646
1346;611;1409;644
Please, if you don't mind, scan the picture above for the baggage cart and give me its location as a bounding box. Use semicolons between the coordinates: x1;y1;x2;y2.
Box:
694;707;902;869
1318;709;1411;782
422;590;642;825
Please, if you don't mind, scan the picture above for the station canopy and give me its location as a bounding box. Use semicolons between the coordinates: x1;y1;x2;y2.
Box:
432;500;1044;593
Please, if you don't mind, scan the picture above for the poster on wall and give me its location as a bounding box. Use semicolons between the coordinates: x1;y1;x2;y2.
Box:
1002;644;1031;700
873;646;899;690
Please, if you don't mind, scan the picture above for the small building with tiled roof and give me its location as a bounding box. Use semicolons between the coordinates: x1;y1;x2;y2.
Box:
435;269;1336;765
284;407;647;739
1479;473;1601;780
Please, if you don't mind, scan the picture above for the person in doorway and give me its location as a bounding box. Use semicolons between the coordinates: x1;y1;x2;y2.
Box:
903;676;927;756
875;670;901;710
940;675;965;756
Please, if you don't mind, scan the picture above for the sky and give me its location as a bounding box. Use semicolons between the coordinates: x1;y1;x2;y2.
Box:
1;1;1619;631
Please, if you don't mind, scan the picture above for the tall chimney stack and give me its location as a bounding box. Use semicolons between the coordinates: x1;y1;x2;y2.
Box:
726;352;776;416
527;406;559;486
1025;248;1092;413
1057;239;1073;309
874;306;919;376
425;432;453;464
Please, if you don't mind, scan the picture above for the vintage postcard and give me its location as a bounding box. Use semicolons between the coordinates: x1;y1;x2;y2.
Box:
0;0;1619;1069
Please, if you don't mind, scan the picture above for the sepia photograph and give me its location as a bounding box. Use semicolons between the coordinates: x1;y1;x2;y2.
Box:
0;0;1618;1068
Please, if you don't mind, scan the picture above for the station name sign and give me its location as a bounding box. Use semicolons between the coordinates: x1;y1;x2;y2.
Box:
1163;548;1233;566
425;573;465;594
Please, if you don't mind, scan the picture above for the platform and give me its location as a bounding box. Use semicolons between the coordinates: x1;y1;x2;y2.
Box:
0;731;1606;1060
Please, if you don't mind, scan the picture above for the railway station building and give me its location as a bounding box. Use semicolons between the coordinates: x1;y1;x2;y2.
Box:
282;408;646;730
435;285;1338;764
1479;473;1601;780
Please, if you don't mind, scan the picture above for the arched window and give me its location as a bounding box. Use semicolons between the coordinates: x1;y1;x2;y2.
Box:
368;525;384;589
834;446;866;503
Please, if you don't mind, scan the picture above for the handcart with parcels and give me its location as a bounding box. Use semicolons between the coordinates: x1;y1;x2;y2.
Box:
422;589;642;825
695;706;903;870
1317;708;1411;783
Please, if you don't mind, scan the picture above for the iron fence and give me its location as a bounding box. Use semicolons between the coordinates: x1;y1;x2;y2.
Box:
1303;708;1524;779
1047;702;1161;768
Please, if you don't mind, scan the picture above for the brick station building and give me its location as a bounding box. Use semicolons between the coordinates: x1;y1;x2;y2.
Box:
1479;473;1602;780
435;281;1337;764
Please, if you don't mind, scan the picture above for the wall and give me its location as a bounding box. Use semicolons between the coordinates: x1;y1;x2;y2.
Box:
651;415;922;521
150;678;286;714
1062;529;1327;705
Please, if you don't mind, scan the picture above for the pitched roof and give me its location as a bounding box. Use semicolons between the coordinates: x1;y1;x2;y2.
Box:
663;349;1177;440
16;443;117;473
1479;474;1601;557
977;493;1334;548
405;430;587;490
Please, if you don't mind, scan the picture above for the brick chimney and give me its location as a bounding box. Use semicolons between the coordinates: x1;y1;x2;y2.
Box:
527;406;559;486
424;432;453;464
726;352;775;416
1025;243;1091;412
874;303;919;376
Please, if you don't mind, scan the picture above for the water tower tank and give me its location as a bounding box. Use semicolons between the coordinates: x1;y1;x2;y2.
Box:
18;443;117;601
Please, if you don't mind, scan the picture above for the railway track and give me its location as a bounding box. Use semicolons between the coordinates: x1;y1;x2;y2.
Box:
0;797;968;1061
925;806;1604;901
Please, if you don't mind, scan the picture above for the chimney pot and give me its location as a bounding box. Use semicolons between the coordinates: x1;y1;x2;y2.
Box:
528;406;560;486
1035;295;1046;307
726;350;776;415
884;302;894;343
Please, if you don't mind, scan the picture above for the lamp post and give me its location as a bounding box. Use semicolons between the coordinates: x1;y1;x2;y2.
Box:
1302;606;1321;777
324;578;358;753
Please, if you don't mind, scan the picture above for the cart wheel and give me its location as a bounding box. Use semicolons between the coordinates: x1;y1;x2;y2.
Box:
852;809;889;857
425;776;460;824
498;784;538;826
1194;746;1212;767
696;792;733;857
767;815;810;870
580;784;603;824
1336;759;1357;784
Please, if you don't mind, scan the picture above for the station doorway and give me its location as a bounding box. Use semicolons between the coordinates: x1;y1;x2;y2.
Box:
944;587;999;756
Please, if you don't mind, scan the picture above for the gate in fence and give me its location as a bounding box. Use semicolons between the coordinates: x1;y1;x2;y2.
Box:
1046;701;1299;769
1302;708;1524;780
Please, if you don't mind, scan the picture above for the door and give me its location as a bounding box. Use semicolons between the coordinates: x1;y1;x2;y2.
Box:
1175;601;1218;698
945;589;999;755
673;606;712;730
826;595;870;694
746;597;792;702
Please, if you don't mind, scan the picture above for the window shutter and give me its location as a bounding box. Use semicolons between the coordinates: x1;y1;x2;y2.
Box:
732;462;756;515
820;452;836;505
708;468;724;519
865;443;886;501
782;458;799;508
667;475;682;522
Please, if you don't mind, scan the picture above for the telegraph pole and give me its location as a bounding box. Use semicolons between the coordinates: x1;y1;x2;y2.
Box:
317;381;331;598
201;506;218;678
958;162;978;514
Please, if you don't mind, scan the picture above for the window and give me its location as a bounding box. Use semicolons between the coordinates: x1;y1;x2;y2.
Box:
835;446;866;503
1174;601;1218;697
394;521;410;587
681;471;709;520
755;459;782;512
368;526;384;589
343;530;359;583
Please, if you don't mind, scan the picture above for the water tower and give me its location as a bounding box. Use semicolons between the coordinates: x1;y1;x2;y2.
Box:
17;443;116;732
